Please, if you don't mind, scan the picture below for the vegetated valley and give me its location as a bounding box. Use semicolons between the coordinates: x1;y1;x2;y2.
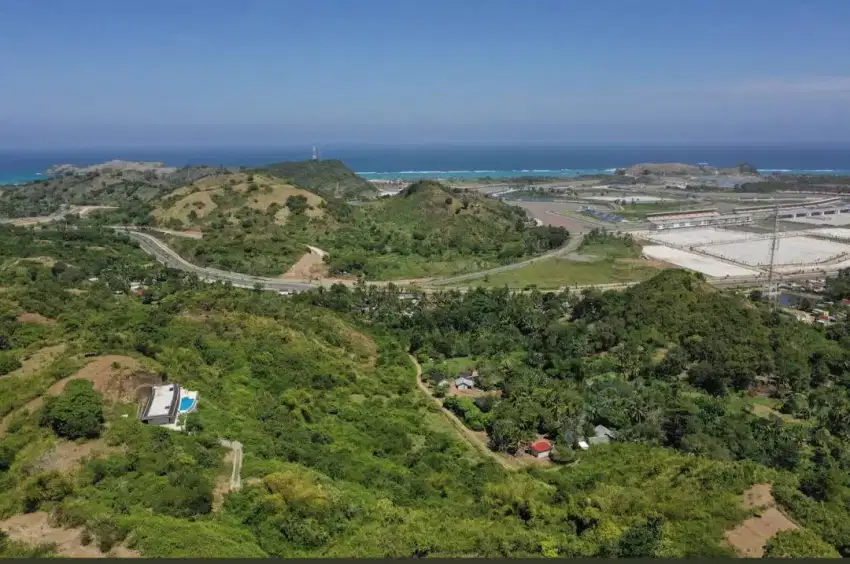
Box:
0;221;847;557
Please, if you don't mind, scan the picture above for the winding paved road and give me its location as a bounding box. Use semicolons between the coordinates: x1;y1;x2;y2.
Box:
114;226;836;294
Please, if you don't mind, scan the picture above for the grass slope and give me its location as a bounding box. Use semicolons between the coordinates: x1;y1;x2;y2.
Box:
474;229;664;288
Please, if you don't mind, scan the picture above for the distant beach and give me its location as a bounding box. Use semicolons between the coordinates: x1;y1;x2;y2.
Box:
3;145;850;185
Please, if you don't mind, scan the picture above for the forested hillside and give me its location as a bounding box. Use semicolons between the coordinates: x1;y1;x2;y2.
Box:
0;224;845;557
307;270;850;557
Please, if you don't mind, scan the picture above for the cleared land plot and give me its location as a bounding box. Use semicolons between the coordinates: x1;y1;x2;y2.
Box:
642;246;759;277
516;202;594;233
697;237;850;266
647;228;758;247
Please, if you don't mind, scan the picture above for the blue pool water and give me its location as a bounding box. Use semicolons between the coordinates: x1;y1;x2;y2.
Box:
179;396;195;412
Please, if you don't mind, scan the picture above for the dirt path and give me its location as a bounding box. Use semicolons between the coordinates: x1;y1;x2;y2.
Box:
410;354;523;471
724;483;798;558
213;438;243;510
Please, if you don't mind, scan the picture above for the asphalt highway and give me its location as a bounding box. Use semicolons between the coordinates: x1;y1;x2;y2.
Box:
109;227;839;294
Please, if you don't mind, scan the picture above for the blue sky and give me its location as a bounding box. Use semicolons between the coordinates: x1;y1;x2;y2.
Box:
1;0;849;147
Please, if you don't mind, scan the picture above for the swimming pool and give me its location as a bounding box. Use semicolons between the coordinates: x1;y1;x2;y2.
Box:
179;396;196;412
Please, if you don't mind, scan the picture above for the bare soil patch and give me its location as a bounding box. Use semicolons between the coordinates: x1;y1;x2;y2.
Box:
0;511;138;557
280;249;328;279
724;484;798;557
36;438;120;474
5;344;67;380
18;355;150;414
517;202;593;233
16;312;56;325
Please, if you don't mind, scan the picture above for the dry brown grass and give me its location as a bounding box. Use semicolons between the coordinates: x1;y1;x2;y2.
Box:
153;173;324;226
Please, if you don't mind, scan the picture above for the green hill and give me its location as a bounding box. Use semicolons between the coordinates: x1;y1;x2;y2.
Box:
0;165;226;219
256;159;379;200
161;179;569;279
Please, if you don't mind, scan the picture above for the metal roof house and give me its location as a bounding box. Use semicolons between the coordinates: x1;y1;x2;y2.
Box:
139;383;181;426
588;425;616;445
455;377;475;391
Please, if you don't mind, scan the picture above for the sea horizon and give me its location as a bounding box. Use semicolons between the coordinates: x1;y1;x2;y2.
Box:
3;144;850;185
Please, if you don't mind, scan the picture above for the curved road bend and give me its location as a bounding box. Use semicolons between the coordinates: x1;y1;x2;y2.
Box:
427;234;585;286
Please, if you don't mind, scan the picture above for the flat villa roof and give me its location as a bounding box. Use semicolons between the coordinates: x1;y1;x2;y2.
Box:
145;384;180;418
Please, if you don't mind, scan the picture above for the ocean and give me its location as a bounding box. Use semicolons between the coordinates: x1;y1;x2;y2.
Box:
2;145;850;185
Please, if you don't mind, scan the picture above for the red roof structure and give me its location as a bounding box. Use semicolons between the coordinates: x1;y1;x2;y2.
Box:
529;440;552;454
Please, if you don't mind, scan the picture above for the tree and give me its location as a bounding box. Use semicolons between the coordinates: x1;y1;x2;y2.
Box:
39;380;104;439
616;515;664;557
285;195;309;215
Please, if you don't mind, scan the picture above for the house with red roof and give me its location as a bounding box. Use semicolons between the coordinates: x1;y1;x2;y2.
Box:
528;439;552;459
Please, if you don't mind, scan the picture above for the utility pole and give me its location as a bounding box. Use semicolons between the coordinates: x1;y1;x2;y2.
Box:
765;205;781;309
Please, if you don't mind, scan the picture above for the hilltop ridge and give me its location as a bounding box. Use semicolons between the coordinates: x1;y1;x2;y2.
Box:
257;159;379;200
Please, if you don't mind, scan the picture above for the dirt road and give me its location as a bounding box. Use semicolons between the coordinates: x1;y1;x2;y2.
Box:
219;438;243;491
409;354;520;471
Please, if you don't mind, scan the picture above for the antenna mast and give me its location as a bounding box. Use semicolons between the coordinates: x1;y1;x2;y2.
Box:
765;205;781;309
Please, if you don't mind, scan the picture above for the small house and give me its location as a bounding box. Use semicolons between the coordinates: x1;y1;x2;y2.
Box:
139;383;181;426
588;425;616;445
455;376;475;391
139;383;199;430
529;440;552;459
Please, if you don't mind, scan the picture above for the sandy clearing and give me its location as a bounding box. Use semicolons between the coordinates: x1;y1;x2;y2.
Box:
642;246;759;277
16;312;56;325
724;484;798;558
280;246;329;279
0;511;138;558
